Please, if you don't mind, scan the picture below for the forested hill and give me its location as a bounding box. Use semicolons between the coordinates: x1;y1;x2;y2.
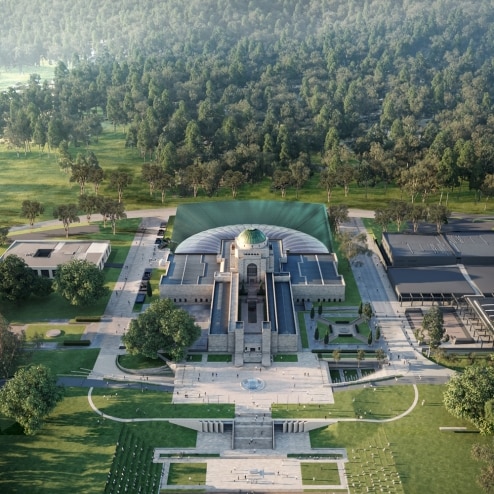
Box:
2;0;490;66
3;0;494;205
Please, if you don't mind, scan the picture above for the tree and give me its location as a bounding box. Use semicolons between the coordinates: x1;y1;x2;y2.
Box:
100;197;127;234
53;259;107;306
109;169;133;203
337;231;371;266
70;153;93;195
362;302;373;323
0;364;64;435
319;167;339;203
323;331;329;345
141;162;164;197
57;140;72;173
310;306;315;320
79;194;101;222
21;200;44;227
375;325;381;341
368;332;373;345
427;204;450;233
314;326;320;340
53;204;80;238
122;298;201;361
156;173;175;203
222;170;245;198
318;304;323;316
0;255;52;302
374;208;393;232
389;200;411;231
333;349;341;363
289;156;310;199
376;348;386;368
0;316;26;378
408;204;427;233
88;165;104;195
327;204;348;233
422;306;445;348
357;349;365;368
272;169;293;198
0;227;9;246
444;365;494;434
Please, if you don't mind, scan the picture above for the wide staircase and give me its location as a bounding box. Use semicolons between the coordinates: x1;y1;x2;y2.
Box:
233;411;273;450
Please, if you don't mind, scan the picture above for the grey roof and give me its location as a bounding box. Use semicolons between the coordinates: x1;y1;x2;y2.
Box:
383;233;456;260
463;265;494;296
1;240;110;269
284;254;341;285
445;232;494;260
161;254;216;285
176;224;329;254
387;266;475;296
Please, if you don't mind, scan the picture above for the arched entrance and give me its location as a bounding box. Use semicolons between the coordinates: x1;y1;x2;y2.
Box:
247;263;257;283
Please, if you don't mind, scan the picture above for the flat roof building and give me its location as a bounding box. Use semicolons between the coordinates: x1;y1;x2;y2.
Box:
1;240;111;278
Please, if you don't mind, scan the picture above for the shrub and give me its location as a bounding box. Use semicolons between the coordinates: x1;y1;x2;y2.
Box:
63;340;91;346
75;316;101;322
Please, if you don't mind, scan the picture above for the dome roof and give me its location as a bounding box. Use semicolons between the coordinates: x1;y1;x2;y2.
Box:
237;228;266;246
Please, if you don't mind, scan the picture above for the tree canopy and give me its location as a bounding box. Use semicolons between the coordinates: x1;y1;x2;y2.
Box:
422;305;445;348
0;315;26;378
123;298;201;361
0;364;64;435
0;255;52;302
443;365;494;434
53;259;107;306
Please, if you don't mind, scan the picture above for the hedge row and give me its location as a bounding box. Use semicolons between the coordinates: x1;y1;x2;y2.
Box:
63;340;91;346
74;316;101;322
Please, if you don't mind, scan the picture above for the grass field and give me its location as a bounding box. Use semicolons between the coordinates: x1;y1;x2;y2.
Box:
1;384;486;493
167;462;207;486
29;348;100;376
1;121;492;229
90;388;235;419
311;385;488;494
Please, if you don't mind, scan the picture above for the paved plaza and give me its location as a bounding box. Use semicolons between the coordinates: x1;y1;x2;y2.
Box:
173;352;334;409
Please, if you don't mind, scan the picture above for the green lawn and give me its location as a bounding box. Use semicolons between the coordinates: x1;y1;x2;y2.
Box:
207;354;232;362
273;354;298;362
91;388;235;419
298;311;309;348
117;353;172;372
1;122;491;229
0;387;197;494
167;462;207;486
301;462;341;485
310;385;488;494
28;348;100;376
272;383;415;419
23;323;87;343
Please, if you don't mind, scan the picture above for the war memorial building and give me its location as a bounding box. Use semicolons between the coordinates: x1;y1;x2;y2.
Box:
158;201;345;366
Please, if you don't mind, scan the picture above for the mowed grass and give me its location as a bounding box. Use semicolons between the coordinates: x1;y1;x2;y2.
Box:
301;462;341;485
91;388;235;419
167;463;207;485
23;323;87;343
272;384;415;419
0;65;54;91
0;387;196;494
27;348;100;376
310;384;488;494
1;123;493;229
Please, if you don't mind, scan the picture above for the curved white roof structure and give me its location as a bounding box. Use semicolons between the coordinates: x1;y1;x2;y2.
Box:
175;224;329;254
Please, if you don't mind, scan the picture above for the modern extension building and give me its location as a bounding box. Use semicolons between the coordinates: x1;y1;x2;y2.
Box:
382;232;494;304
159;201;345;366
1;240;111;278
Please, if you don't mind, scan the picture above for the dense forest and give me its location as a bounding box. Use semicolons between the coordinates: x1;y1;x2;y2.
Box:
2;0;494;204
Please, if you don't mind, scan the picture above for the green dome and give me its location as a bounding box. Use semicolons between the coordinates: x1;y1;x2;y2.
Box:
237;228;266;246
